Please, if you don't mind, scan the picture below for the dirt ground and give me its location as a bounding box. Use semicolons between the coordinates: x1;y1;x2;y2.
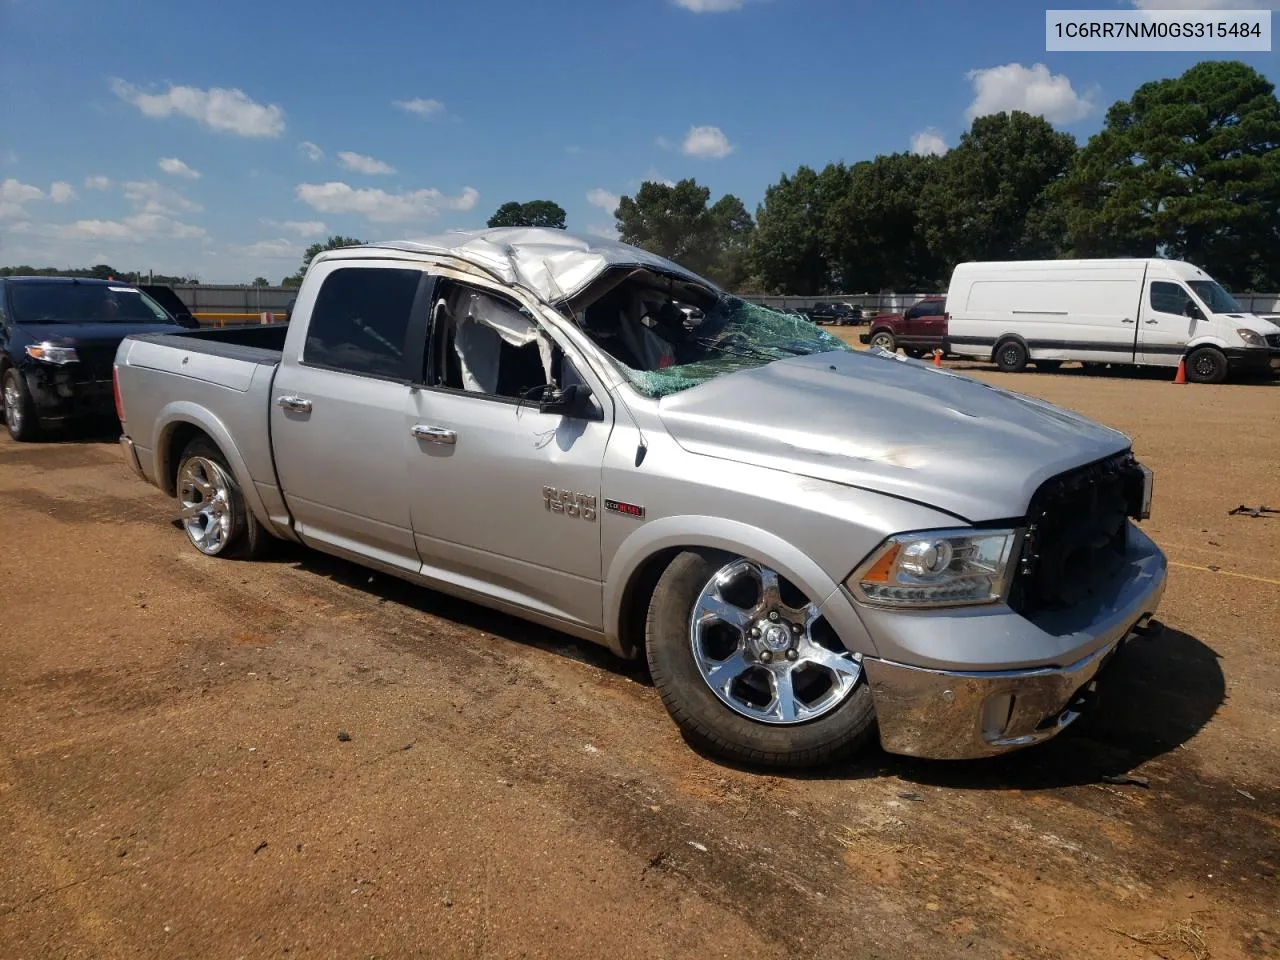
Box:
1;358;1278;960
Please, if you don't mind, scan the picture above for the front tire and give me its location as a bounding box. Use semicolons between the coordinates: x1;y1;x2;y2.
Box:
995;339;1028;373
176;437;269;559
2;368;41;442
869;331;896;353
1185;346;1227;384
645;550;876;768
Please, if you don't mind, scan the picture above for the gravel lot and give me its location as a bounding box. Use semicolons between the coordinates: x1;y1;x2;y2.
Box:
1;359;1277;959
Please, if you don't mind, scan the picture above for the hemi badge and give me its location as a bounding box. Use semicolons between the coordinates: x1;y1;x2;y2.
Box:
605;499;645;519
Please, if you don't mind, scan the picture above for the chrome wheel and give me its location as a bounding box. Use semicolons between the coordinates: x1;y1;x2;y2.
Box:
870;333;894;351
3;374;22;433
178;456;234;555
689;559;861;725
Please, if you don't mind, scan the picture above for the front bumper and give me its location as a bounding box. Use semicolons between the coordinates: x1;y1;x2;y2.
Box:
22;365;114;422
857;524;1168;759
1222;346;1280;372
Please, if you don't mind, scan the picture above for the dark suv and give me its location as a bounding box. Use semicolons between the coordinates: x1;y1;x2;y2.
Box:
859;297;949;357
1;277;190;440
805;302;863;326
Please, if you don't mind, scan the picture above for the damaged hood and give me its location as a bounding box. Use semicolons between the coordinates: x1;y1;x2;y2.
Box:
656;351;1131;522
363;228;709;304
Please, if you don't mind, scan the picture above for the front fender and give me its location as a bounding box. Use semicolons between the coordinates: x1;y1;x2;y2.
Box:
602;514;879;659
150;401;278;536
1185;335;1230;351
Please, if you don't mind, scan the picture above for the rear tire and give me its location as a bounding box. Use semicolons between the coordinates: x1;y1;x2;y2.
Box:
869;331;896;353
176;437;269;559
2;367;41;442
645;550;876;768
1185;346;1227;384
904;348;927;360
995;339;1028;373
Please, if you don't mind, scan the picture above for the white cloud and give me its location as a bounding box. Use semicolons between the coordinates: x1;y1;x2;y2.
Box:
681;125;734;159
230;238;300;259
48;213;206;242
49;181;77;203
1130;1;1279;8
262;218;327;238
122;179;203;215
84;175;111;190
965;63;1095;125
586;188;620;214
672;0;746;11
337;151;396;175
910;128;949;156
299;141;324;162
158;157;201;179
586;224;620;240
296;181;478;222
111;78;285;137
393;98;444;118
0;178;45;219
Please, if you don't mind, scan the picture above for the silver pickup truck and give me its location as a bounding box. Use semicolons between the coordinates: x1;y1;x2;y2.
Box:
114;228;1166;767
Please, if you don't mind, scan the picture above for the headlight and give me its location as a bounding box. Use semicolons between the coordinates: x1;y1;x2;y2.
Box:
1237;328;1264;346
25;342;79;365
846;528;1021;608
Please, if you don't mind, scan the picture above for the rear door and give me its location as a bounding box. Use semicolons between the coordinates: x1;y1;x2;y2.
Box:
270;261;434;572
1138;279;1197;367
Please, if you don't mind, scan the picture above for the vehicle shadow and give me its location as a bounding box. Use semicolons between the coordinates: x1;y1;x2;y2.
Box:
948;360;1279;386
788;626;1226;791
266;540;646;677
232;538;1225;791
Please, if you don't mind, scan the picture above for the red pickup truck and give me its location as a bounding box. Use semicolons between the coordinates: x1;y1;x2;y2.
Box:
859;296;949;358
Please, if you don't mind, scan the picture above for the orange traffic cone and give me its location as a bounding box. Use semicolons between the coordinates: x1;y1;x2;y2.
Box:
1173;358;1187;384
932;349;943;368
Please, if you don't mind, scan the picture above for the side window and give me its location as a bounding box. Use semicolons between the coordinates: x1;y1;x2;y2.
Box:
303;267;422;378
1150;281;1190;316
429;284;556;401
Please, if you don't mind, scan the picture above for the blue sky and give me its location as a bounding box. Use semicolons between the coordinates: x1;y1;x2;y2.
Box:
1;0;1276;283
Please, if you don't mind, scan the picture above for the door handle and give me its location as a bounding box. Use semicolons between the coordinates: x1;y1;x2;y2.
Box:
275;395;313;413
1122;318;1135;324
411;424;457;445
1145;319;1159;325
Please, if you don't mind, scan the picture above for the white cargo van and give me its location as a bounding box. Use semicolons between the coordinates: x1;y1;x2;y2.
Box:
945;259;1280;383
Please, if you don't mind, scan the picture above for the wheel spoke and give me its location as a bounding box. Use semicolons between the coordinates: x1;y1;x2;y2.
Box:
804;643;861;679
695;594;750;630
771;667;800;722
177;502;204;520
703;650;750;692
756;565;783;612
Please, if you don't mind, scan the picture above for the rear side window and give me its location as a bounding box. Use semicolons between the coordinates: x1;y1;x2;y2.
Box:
1150;281;1190;316
304;268;422;378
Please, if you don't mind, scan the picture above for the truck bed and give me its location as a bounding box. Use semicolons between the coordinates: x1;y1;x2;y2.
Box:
115;323;288;535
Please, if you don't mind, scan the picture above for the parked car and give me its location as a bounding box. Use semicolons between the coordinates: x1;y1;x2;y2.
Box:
859;296;949;358
805;301;861;325
114;227;1166;768
139;284;200;329
1;277;193;440
945;259;1280;382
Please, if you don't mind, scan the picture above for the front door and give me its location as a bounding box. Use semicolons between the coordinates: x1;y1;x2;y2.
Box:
405;279;612;632
1139;280;1198;367
270;260;433;572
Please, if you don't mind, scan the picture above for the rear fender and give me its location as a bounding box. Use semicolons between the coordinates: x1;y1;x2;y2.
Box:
150;401;281;536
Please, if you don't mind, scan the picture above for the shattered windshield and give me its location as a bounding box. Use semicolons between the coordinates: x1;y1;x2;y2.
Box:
576;282;853;398
1187;280;1242;314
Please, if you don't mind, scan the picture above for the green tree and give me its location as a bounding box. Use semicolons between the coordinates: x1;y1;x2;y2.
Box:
749;164;850;294
251;276;270;287
614;179;754;288
285;235;364;286
1060;60;1280;290
919;111;1077;269
825;153;944;292
486;200;567;229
